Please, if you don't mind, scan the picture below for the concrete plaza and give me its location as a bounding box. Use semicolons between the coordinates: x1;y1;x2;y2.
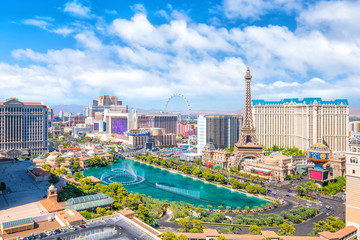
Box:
0;160;50;222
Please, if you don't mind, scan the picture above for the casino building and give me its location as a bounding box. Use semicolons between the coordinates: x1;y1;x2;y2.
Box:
0;98;49;158
252;98;349;152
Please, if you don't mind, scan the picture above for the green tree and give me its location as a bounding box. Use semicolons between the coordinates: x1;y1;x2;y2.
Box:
216;236;226;240
71;161;80;170
161;159;169;168
249;225;262;235
312;216;345;234
49;174;60;184
295;184;305;196
73;172;84;181
277;222;295;236
192;167;202;177
180;164;191;174
202;169;214;180
161;231;177;240
178;217;192;232
136;204;154;225
214;172;226;184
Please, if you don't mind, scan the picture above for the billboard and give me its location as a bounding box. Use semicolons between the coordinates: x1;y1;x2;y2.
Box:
94;123;99;131
111;117;127;135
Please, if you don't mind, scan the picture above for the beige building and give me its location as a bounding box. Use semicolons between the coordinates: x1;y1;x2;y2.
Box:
242;154;296;181
252;98;349;152
0;98;49;158
127;128;176;147
346;142;360;238
201;143;231;168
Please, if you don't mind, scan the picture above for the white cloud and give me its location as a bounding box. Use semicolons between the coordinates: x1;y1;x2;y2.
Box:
22;19;50;29
130;4;147;14
5;2;360;108
297;0;360;42
52;27;74;36
223;0;301;19
64;1;91;18
75;31;102;49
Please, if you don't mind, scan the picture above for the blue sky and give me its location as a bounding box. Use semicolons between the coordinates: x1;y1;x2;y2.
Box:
0;0;359;110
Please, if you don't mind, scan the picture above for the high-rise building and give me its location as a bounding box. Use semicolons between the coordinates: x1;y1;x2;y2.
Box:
178;122;195;138
136;113;178;135
346;140;360;238
197;115;242;152
0;98;49;158
252;98;349;152
87;95;128;118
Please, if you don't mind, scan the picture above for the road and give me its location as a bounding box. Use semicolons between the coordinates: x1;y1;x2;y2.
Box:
157;183;345;236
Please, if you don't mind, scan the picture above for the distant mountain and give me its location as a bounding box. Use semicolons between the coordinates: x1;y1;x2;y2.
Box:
350;108;360;117
51;104;86;115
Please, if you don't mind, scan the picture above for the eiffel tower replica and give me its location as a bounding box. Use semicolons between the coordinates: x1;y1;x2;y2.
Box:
231;66;263;168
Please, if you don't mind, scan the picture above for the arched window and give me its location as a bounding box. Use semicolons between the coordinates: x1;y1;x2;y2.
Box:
350;157;358;164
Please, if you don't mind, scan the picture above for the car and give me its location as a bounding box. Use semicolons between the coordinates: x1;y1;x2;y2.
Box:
277;185;282;188
288;190;292;193
40;233;47;238
285;194;290;197
55;229;61;233
79;224;86;228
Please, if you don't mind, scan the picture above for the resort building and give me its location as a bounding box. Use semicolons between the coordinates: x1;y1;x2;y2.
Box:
241;154;296;181
86;95;128;118
135;113;178;135
346;140;360;238
197;114;242;153
178;121;196;138
0;98;49;158
201;143;231;168
126;128;176;148
252;98;349;152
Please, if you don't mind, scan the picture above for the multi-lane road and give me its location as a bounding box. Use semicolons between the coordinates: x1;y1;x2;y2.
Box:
157;182;345;236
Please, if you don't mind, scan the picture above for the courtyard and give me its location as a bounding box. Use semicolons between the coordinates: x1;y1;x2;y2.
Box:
0;160;50;222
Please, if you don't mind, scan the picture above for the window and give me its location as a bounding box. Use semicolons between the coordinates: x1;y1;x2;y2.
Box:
353;170;356;174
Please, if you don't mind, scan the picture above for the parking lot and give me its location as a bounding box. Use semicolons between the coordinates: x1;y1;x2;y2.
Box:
19;216;159;240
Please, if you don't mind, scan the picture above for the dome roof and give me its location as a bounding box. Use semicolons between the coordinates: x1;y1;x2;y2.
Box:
49;184;56;190
306;143;331;162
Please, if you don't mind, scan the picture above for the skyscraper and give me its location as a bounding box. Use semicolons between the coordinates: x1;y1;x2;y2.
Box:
87;95;128;118
197;115;242;153
0;98;49;158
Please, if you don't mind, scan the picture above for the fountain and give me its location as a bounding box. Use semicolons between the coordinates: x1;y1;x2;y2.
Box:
100;161;145;186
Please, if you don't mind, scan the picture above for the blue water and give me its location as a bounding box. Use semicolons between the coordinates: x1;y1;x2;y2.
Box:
83;159;269;209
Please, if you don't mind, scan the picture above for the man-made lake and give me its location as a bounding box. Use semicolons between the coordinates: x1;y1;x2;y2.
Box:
83;159;269;209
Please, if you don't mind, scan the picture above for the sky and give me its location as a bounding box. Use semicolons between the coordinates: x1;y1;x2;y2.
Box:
0;0;359;111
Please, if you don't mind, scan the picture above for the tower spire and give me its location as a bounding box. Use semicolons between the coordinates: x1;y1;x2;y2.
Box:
231;66;263;168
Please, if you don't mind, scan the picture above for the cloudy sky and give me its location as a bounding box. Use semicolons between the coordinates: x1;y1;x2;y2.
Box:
0;0;359;110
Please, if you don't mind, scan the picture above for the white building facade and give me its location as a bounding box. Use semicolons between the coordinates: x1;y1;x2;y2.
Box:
197;115;206;154
0;98;49;157
252;98;349;152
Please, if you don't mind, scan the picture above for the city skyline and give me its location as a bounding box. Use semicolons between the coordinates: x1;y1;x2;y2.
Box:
0;0;359;110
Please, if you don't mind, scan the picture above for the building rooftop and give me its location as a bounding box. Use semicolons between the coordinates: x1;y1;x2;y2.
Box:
1;217;33;228
64;193;114;211
253;98;349;106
